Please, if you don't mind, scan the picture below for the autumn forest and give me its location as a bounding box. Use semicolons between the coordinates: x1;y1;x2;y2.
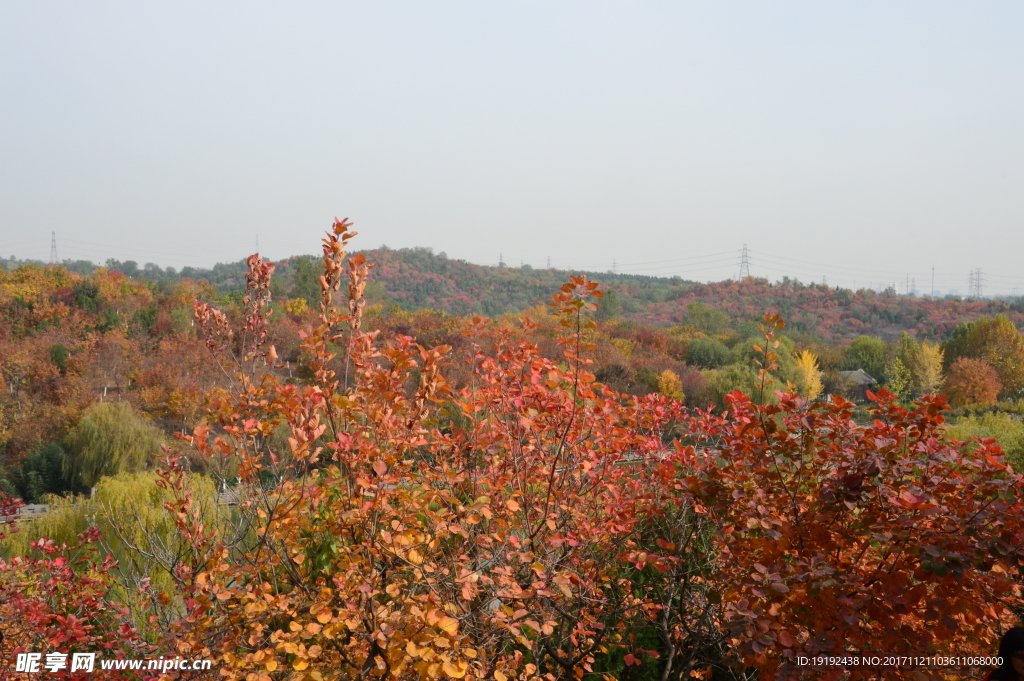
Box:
2;221;1023;680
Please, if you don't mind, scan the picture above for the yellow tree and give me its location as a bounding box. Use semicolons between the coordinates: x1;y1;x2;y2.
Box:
794;350;823;400
657;369;685;400
913;340;944;395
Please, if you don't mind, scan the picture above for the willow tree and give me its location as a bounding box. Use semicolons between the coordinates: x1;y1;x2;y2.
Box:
64;401;163;489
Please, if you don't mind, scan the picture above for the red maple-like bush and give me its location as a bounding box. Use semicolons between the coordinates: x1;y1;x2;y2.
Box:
159;222;1024;680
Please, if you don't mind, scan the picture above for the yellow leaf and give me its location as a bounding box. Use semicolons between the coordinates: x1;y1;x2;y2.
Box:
437;616;459;634
265;660;277;672
506;499;521;512
495;671;507;681
317;609;333;624
443;661;467;678
293;658;309;671
408;548;424;565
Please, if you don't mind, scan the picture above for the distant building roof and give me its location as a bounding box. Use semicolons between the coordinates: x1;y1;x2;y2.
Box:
840;369;877;385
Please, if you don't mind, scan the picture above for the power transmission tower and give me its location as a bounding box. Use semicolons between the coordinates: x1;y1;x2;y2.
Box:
50;232;58;264
547;256;551;269
612;259;617;274
739;244;751;278
968;269;985;299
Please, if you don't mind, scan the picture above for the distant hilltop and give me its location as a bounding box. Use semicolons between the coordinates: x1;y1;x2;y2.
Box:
3;247;1021;343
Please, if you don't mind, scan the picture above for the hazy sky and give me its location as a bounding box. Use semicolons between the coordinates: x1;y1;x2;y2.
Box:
2;2;1022;294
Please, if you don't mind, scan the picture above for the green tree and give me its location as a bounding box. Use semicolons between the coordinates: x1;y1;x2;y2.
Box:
687;336;731;369
884;356;911;398
682;301;730;334
841;335;887;381
49;343;70;372
706;362;762;406
894;332;920;371
289;255;321;307
594;288;621;321
63;402;163;489
12;442;70;503
730;334;799;386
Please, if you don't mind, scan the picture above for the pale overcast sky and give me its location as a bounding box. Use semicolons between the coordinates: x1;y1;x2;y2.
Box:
1;2;1022;294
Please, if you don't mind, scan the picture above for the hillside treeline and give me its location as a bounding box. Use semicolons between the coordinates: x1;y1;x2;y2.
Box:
3;249;1024;505
6;247;1023;341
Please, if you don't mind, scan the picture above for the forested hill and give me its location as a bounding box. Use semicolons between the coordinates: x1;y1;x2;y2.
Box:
627;278;1024;343
288;247;1024;343
349;247;694;317
6;248;1022;343
3;249;698;320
